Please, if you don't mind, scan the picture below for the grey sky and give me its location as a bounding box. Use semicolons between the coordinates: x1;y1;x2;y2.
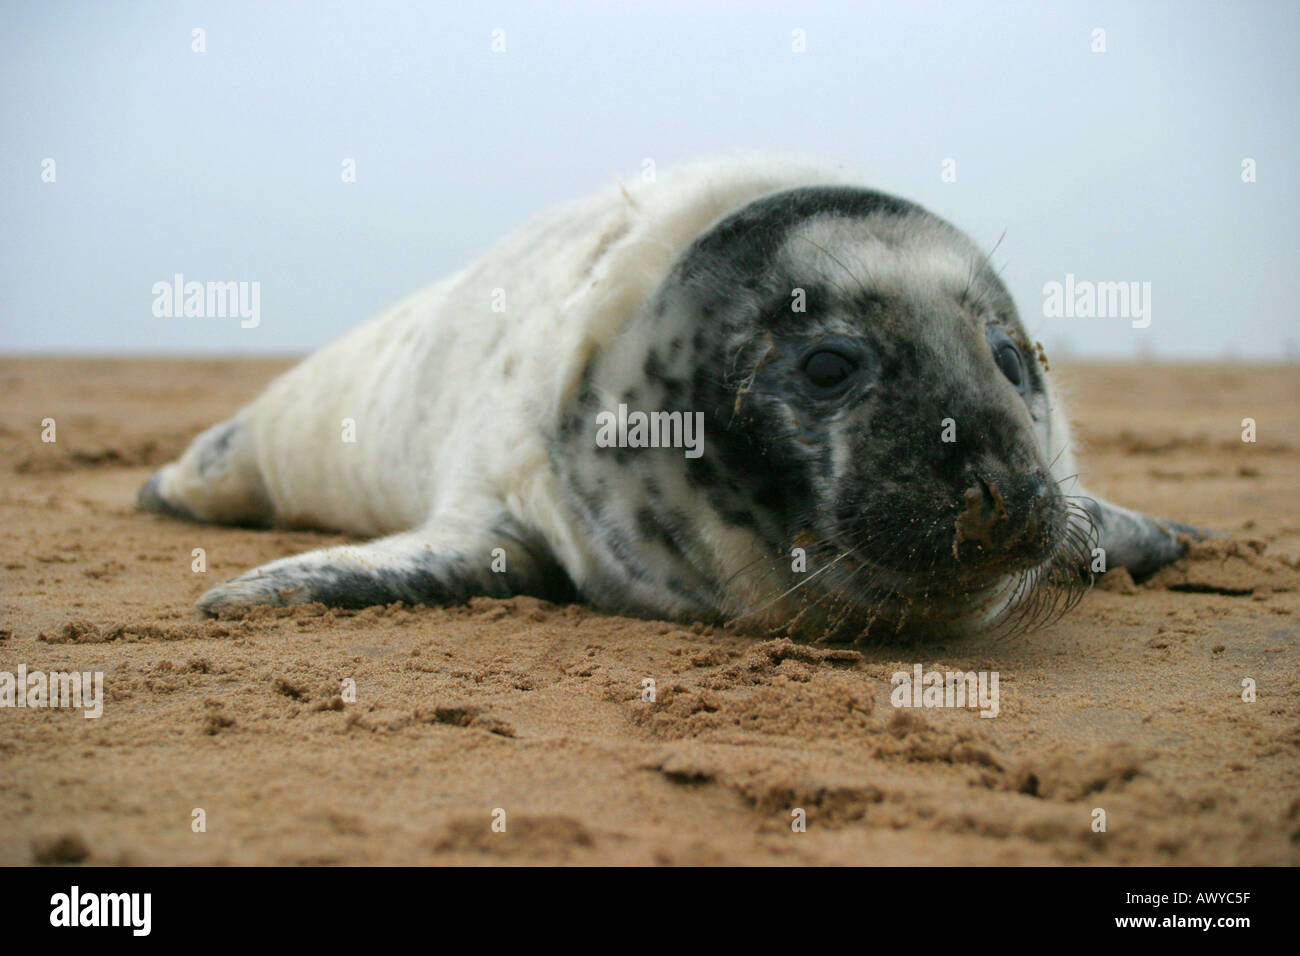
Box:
1;0;1296;358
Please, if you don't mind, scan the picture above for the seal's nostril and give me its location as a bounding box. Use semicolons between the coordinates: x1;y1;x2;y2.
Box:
953;477;1008;557
952;471;1058;562
977;476;1007;512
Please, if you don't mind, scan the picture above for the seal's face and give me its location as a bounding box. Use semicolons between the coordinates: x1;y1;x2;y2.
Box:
665;186;1086;634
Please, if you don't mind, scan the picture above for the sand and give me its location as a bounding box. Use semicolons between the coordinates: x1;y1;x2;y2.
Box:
1;357;1297;866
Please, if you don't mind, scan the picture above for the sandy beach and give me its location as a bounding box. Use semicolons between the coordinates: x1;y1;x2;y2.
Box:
1;357;1297;865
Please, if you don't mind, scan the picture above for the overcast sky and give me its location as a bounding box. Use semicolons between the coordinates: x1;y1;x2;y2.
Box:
1;0;1296;359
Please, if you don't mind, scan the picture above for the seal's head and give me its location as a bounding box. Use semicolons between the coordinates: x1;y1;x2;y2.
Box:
559;185;1093;639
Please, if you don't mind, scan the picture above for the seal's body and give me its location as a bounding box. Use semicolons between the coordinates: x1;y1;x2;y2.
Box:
141;159;1203;638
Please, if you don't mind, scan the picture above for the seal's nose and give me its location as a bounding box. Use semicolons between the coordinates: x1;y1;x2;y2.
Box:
952;474;1051;561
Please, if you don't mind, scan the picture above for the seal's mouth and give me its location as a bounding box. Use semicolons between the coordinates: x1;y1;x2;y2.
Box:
735;494;1097;640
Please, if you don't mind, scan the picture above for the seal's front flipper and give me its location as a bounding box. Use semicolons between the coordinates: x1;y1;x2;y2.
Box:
1081;495;1217;580
195;519;574;616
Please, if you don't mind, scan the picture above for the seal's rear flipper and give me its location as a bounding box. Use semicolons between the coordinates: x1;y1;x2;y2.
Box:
195;518;574;616
138;417;272;527
1081;495;1218;580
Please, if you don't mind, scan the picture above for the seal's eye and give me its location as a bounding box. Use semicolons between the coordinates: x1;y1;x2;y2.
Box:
802;349;857;392
995;344;1023;387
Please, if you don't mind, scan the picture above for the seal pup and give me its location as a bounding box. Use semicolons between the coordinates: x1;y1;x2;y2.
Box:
139;158;1206;638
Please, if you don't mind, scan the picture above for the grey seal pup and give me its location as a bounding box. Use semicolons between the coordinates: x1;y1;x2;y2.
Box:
139;158;1205;638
